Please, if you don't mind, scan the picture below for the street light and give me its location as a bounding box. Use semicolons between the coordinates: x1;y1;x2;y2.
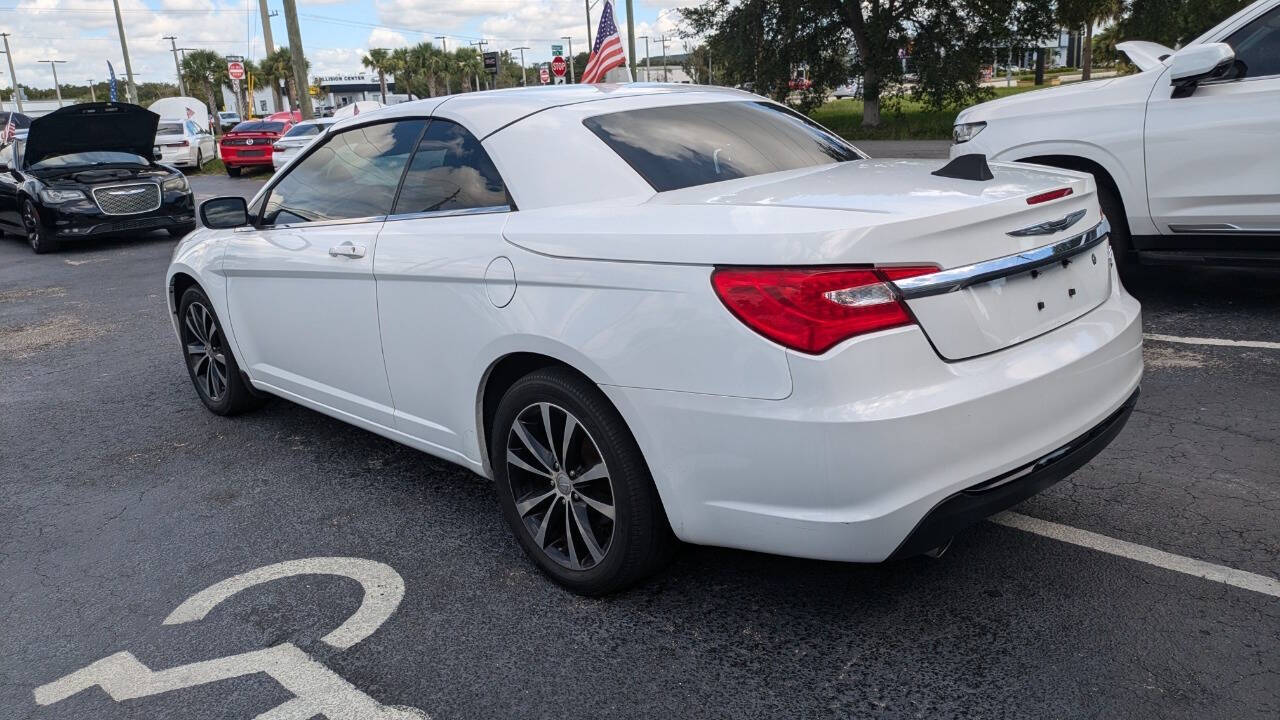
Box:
513;46;529;87
561;36;575;83
39;60;67;107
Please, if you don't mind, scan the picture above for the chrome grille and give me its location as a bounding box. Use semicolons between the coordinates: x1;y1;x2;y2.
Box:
92;183;162;216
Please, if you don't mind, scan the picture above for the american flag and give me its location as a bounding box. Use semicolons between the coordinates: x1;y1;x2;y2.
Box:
1;114;15;144
580;0;628;84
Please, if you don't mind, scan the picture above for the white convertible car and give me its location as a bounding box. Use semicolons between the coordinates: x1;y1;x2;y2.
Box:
168;85;1143;594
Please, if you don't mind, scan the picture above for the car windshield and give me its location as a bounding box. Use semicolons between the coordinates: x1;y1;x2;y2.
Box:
28;149;149;169
156;122;184;135
583;100;862;192
283;123;323;138
230;121;283;133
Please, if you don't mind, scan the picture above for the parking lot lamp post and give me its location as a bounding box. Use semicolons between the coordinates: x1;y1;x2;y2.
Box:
561;36;575;83
39;60;67;107
1;34;22;112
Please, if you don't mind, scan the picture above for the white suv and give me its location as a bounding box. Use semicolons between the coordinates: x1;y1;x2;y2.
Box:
953;0;1280;271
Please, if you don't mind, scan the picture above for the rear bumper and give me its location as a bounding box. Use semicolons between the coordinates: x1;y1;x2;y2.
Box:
602;265;1143;562
219;149;274;167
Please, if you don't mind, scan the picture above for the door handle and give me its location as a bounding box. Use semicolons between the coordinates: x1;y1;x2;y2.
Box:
328;243;367;259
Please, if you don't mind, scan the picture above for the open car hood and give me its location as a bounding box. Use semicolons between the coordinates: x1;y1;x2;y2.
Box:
23;102;159;168
1116;41;1175;71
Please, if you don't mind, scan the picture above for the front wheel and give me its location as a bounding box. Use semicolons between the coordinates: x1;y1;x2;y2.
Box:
491;368;676;595
22;198;57;254
177;286;265;416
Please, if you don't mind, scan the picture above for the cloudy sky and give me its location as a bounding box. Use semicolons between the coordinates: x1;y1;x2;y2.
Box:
0;0;701;94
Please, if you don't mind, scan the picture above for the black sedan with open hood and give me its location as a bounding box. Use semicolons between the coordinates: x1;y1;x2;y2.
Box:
0;102;196;253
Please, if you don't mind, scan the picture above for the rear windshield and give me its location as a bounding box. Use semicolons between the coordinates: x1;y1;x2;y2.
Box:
231;121;284;133
283;123;324;138
156;122;184;135
583;101;862;192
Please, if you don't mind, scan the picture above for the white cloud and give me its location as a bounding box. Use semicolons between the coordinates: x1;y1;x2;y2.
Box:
367;28;409;49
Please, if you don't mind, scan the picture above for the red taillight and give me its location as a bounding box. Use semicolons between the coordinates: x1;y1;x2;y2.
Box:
1027;187;1073;205
711;265;938;354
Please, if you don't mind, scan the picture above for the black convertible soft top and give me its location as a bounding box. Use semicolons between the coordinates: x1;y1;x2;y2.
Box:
22;102;159;168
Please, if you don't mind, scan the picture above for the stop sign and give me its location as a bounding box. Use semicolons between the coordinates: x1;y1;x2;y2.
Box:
551;56;567;78
539;66;551;84
227;61;245;81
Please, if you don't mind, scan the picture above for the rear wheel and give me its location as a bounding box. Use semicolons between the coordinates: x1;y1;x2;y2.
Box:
226;165;241;177
195;149;204;168
22;198;57;254
178;286;264;416
1097;182;1136;276
491;368;676;595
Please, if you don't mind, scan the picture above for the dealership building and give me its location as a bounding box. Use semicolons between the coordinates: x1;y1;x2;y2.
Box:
221;71;410;117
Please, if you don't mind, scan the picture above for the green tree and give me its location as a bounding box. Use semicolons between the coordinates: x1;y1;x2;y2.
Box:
1057;0;1125;79
182;49;230;125
362;47;393;103
262;47;306;111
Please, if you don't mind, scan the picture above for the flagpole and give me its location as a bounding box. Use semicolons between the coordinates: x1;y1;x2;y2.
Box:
625;0;636;79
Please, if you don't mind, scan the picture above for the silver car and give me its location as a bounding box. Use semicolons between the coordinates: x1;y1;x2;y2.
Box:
271;118;337;171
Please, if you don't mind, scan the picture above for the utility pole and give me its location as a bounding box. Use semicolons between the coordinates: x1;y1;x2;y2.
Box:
514;46;529;86
469;40;487;90
111;0;138;104
435;37;450;95
659;35;669;82
257;0;282;111
280;0;313;119
561;36;575;83
638;36;649;82
88;78;96;102
39;60;67;106
625;0;636;78
585;0;593;51
164;36;186;96
0;34;20;112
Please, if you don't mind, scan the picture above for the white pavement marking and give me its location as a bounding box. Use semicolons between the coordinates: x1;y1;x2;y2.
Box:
35;557;427;718
1144;333;1280;351
992;512;1280;599
163;556;404;649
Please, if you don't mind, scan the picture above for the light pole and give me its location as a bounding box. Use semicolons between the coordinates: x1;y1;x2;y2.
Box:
638;35;649;82
2;33;24;112
164;36;186;96
513;46;529;86
659;35;670;82
561;36;575;83
435;37;449;95
111;0;138;104
39;60;67;106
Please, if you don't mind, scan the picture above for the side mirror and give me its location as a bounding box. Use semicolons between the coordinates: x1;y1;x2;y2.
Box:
1169;42;1235;98
200;196;250;229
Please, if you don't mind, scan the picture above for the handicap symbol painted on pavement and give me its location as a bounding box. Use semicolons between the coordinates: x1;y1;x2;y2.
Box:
34;557;430;719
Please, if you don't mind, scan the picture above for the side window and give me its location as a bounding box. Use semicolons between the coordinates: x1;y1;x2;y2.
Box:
185;120;201;136
261;119;425;226
1226;6;1280;79
392;119;510;215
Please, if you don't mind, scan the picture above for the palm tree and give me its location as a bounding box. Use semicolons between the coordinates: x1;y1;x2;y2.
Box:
362;48;393;103
456;48;484;92
263;47;302;111
255;51;285;112
181;49;228;134
1057;0;1126;81
423;44;450;96
390;47;413;98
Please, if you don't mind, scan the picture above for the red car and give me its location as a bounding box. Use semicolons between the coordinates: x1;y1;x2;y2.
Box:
219;119;294;176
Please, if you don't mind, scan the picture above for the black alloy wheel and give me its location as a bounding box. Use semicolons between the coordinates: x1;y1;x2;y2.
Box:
177;286;264;416
22;198;57;254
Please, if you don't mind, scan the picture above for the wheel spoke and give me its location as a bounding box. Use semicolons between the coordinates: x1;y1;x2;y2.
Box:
192;354;208;377
539;402;557;465
185;311;206;344
572;462;608;485
564;500;579;568
570;501;606;563
561;412;578;471
186;342;206;356
532;497;559;547
577;492;615;521
515;489;556;517
512;421;556;473
507;449;552;479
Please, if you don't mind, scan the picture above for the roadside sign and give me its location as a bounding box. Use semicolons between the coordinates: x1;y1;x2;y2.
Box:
551;44;563;57
227;61;246;81
551;55;567;78
539;64;550;84
483;51;499;75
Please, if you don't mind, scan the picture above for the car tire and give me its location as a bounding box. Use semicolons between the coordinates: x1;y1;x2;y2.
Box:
491;367;676;595
1096;182;1136;276
178;286;265;416
195;149;204;168
22;198;58;254
226;165;241;177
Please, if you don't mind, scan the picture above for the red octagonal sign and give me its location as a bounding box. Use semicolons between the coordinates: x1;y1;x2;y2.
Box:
551;56;567;77
227;61;245;81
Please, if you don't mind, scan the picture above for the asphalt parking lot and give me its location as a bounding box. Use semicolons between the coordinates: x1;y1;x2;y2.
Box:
1;167;1277;719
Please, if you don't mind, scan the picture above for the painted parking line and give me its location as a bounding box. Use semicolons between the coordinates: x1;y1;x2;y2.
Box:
1144;333;1280;351
991;512;1280;599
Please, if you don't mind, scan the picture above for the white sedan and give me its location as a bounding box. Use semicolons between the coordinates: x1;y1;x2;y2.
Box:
154;117;216;169
168;85;1143;594
271;118;337;170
